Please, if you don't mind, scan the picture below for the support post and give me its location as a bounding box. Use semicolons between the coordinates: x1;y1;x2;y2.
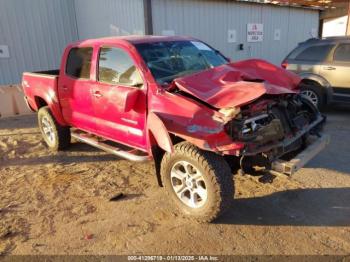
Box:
143;0;153;35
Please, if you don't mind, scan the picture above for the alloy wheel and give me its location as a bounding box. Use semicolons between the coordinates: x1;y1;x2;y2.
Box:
301;90;319;107
170;160;208;208
41;116;55;145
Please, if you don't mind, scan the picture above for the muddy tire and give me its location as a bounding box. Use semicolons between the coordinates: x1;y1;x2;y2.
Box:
38;106;71;151
160;142;233;222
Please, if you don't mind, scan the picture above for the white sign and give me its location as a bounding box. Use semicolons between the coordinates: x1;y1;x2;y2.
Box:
162;30;175;36
247;23;263;42
227;29;237;43
274;29;281;41
0;45;9;58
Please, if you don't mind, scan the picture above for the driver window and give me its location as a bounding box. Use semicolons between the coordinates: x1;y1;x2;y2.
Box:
98;47;143;88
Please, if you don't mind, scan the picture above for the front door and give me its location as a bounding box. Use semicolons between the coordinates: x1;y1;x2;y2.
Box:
93;46;147;150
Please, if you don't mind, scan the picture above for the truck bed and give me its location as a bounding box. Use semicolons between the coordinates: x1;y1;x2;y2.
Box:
22;69;60;113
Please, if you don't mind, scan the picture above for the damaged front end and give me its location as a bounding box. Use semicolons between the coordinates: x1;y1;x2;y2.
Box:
225;94;327;174
151;59;327;175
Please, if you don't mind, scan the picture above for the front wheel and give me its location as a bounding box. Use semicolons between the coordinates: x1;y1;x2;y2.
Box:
160;142;234;222
38;106;71;151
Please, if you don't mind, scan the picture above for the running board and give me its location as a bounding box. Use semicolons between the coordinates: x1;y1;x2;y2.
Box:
71;131;151;162
271;134;330;175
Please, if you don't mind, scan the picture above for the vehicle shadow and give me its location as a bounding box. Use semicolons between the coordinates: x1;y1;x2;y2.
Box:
0;151;119;168
0;114;37;130
216;187;350;226
69;141;102;152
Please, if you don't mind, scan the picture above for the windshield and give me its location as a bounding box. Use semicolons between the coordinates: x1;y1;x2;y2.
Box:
135;40;228;84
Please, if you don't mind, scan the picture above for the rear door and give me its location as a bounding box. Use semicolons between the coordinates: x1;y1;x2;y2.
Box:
58;47;97;132
321;43;350;96
93;45;147;150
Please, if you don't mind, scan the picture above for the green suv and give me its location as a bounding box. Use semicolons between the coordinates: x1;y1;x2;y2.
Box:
282;37;350;109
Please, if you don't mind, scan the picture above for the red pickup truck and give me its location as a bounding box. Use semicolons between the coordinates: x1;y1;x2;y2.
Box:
22;35;327;222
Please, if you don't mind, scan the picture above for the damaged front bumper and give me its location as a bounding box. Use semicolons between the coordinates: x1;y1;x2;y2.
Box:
238;114;328;175
271;134;330;175
242;114;326;157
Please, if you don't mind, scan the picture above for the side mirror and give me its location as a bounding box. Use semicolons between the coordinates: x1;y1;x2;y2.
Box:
123;88;141;112
111;86;141;113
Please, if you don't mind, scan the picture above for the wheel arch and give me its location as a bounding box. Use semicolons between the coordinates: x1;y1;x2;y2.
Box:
34;96;48;109
33;95;67;126
147;112;187;186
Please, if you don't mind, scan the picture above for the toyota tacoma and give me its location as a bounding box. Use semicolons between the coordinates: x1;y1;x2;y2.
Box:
22;36;327;222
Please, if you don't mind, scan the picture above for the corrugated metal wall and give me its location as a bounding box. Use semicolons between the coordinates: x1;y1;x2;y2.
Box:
0;0;319;85
0;0;78;85
151;0;319;65
74;0;145;39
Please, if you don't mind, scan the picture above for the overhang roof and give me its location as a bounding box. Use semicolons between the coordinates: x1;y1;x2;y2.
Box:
235;0;349;10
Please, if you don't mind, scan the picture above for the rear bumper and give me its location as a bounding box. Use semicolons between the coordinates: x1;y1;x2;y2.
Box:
271;134;330;175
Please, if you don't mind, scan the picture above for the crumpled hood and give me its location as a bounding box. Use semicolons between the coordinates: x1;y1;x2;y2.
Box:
173;59;301;109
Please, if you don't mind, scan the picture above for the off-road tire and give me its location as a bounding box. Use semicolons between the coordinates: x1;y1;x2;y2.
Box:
160;142;234;223
38;106;71;151
300;84;325;111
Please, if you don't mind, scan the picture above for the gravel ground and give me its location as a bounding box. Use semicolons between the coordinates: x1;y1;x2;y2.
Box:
0;108;349;255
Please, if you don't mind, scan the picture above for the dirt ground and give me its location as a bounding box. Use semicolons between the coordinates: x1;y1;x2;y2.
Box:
0;109;350;256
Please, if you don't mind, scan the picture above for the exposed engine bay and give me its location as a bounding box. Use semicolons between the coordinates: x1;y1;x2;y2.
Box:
226;94;325;160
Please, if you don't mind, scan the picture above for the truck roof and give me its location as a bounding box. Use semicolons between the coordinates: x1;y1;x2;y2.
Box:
70;35;198;47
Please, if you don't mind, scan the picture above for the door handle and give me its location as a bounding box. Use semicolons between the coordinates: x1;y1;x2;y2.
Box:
323;66;336;71
93;90;103;98
62;85;68;90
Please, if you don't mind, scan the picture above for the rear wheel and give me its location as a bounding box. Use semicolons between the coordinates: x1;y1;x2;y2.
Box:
160;142;233;222
38;106;71;151
300;84;325;110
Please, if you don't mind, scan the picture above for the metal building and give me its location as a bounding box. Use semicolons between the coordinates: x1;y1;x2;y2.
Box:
0;0;320;85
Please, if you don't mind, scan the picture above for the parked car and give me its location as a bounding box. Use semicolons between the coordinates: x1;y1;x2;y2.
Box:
282;36;350;109
22;36;327;222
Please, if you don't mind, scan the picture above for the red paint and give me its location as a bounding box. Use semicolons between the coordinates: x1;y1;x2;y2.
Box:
147;112;174;153
22;74;67;126
174;59;300;109
22;36;302;156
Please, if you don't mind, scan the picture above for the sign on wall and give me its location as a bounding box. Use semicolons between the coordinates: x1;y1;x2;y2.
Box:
227;29;237;43
247;23;263;42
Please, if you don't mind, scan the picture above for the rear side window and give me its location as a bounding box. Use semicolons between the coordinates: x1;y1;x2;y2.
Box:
334;44;350;62
295;44;334;62
66;47;93;79
98;47;142;87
